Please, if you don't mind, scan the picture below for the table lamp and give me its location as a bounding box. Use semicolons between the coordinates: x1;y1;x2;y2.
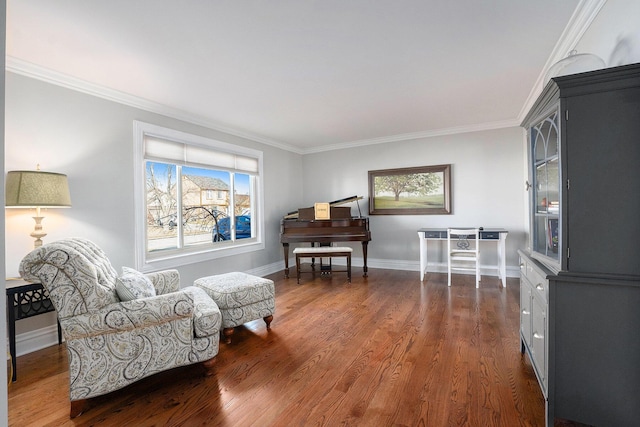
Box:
5;169;72;248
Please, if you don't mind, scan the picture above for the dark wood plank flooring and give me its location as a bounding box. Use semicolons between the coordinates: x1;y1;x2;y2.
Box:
8;268;585;426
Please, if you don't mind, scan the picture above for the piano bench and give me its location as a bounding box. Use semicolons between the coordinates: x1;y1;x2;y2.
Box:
293;247;352;284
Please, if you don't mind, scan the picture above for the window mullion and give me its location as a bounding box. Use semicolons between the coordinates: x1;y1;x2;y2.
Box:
229;173;236;241
177;165;184;248
250;175;256;239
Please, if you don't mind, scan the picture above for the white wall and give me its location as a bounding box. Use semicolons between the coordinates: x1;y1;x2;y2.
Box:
302;127;526;274
576;0;640;67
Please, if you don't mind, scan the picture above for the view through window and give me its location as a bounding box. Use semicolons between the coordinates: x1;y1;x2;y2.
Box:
146;163;254;252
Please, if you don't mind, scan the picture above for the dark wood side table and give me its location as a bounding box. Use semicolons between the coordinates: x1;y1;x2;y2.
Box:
6;278;62;382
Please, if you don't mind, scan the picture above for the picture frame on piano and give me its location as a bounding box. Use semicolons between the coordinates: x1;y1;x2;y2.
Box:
368;164;451;215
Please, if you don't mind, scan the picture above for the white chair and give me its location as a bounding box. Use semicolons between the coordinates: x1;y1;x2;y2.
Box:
447;228;480;288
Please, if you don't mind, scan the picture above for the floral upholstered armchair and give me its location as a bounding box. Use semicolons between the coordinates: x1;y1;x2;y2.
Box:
19;238;222;418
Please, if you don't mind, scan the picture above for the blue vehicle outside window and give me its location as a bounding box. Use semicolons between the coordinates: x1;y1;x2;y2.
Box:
212;216;251;241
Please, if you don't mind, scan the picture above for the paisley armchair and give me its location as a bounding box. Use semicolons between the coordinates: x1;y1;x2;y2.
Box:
19;238;222;418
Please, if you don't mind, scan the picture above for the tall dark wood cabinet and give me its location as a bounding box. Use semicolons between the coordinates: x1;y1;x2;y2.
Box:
520;63;640;427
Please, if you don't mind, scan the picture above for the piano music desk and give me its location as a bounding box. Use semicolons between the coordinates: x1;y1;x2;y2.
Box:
418;228;508;286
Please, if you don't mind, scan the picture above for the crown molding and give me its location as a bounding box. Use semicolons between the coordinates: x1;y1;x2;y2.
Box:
300;118;521;154
6;56;303;154
8;29;578;157
518;0;607;123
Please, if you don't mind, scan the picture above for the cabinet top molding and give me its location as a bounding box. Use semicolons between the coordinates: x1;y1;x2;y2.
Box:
522;62;640;127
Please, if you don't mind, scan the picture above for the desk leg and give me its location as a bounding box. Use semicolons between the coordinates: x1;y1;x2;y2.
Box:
498;235;507;287
418;232;428;281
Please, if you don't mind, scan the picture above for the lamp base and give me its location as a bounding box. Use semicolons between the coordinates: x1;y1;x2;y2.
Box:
30;216;47;248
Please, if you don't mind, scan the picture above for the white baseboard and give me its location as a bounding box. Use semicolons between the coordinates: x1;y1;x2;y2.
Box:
245;260;285;277
15;324;62;358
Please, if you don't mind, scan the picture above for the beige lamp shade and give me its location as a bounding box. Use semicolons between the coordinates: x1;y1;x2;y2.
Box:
5;170;72;207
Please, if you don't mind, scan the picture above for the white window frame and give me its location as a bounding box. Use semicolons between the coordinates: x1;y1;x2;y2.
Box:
133;121;265;272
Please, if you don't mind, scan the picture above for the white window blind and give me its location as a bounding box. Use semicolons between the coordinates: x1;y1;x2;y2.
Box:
145;136;259;174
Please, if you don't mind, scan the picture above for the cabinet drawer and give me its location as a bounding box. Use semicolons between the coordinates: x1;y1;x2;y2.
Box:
480;231;500;240
423;230;446;239
521;260;548;303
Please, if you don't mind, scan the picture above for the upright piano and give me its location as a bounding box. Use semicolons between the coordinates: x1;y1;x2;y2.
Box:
280;200;372;278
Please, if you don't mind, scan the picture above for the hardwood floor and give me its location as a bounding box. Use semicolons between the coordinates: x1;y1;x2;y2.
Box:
8;268;581;426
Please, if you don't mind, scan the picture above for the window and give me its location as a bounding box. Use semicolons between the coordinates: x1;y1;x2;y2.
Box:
134;121;264;271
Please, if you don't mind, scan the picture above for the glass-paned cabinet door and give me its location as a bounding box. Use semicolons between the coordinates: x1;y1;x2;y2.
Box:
530;108;560;263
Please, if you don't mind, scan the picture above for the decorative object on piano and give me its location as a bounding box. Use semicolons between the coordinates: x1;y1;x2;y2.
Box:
368;165;451;215
314;202;330;220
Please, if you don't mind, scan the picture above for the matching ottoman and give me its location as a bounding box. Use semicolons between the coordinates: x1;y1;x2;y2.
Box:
194;272;275;344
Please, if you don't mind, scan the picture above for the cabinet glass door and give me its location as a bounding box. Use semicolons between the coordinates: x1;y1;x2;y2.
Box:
530;109;560;262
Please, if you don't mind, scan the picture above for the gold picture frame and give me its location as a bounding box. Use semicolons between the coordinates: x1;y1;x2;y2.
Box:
368;164;451;215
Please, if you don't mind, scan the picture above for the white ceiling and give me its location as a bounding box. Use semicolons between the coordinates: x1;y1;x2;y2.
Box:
7;0;583;153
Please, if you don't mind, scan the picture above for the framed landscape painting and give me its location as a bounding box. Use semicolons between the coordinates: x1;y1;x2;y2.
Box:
368;164;451;215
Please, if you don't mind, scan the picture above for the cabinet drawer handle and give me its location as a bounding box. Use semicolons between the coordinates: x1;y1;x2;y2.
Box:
536;284;545;291
521;309;530;315
533;332;544;340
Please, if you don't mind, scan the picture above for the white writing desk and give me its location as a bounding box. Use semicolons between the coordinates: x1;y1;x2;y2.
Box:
417;228;508;286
